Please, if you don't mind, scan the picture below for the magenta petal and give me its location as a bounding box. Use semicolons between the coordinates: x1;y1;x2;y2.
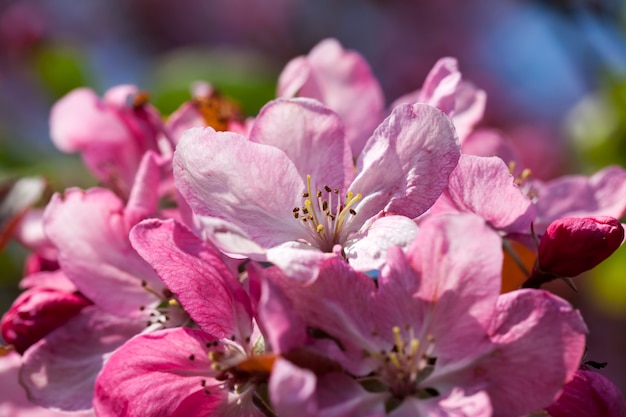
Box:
390;389;492;417
250;264;308;353
174;127;309;247
94;328;226;417
20;307;144;412
250;98;353;191
350;103;460;228
479;289;587;417
44;189;162;317
130;219;253;340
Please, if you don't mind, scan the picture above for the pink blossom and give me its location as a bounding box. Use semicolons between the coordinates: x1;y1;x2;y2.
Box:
94;219;278;416
174;98;459;278
428;154;536;233
17;153;188;412
278;39;485;156
257;214;586;416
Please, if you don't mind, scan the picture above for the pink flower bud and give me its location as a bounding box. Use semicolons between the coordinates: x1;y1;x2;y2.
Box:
545;368;625;417
1;288;91;354
537;216;624;278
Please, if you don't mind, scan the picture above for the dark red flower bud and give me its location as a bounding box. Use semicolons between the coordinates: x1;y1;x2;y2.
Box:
1;288;91;354
537;216;624;278
545;368;625;417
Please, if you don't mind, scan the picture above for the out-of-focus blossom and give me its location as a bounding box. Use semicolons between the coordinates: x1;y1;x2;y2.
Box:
49;86;170;197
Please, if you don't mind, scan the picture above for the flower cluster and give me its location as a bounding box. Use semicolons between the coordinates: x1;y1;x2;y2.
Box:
1;39;625;417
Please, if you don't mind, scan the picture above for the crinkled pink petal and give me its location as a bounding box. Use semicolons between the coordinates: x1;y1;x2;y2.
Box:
174;127;309;247
432;154;536;232
476;289;587;417
250;98;353;191
94;327;228;417
20;306;144;412
407;214;502;362
193;215;267;259
44;188;162;317
343;214;419;272
130;219;253;341
278;38;385;157
533;165;626;232
349;103;460;234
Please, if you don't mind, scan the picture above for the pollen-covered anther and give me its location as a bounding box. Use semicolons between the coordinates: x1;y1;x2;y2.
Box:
295;174;363;251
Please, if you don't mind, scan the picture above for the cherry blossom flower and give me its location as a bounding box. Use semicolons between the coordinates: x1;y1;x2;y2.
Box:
174;98;459;278
94;219;274;417
257;214;587;416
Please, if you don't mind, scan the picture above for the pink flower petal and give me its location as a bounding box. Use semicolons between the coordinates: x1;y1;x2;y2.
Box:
44;188;162;317
432;154;536;232
408;214;502;362
94;327;227;417
344;214;419;272
277;38;385;157
250;98;353;191
533;165;626;232
478;289;587;417
20;307;144;412
130;219;253;340
350;103;460;232
174;127;309;247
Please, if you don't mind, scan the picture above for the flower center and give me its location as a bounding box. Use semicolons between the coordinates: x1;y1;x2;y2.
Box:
139;281;191;331
293;175;362;252
365;326;438;400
